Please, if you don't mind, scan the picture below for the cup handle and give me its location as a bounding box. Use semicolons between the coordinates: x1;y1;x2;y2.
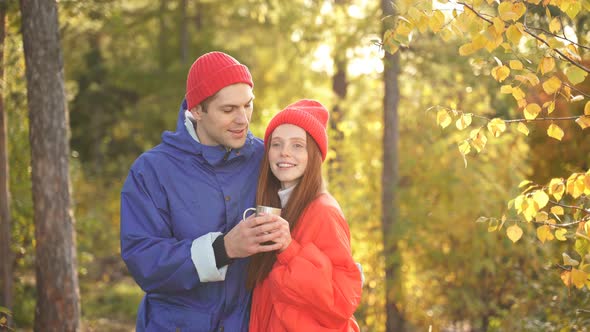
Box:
242;207;257;222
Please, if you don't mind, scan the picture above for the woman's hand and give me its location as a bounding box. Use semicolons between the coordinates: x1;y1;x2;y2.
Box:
269;215;291;252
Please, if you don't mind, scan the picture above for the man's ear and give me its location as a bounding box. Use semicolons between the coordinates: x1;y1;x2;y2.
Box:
190;105;203;120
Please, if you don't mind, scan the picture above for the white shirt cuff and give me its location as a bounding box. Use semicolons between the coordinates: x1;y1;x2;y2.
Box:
191;232;228;282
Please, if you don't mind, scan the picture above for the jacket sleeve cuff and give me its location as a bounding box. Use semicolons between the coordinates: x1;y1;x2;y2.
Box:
276;240;301;265
190;232;228;282
212;234;234;268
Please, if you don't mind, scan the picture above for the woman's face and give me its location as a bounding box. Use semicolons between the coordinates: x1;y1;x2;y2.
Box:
268;124;309;189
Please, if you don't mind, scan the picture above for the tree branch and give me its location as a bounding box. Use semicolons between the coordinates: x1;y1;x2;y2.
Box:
458;1;590;74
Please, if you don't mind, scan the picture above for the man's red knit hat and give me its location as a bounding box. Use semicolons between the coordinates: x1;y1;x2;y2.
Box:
264;99;329;161
185;51;253;110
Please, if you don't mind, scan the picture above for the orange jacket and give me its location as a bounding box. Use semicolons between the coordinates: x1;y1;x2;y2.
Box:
249;193;362;332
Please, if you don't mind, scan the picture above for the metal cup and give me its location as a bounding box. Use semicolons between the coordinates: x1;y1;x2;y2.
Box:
242;205;282;222
242;205;282;246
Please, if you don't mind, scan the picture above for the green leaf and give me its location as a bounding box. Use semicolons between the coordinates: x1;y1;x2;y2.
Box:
565;66;587;85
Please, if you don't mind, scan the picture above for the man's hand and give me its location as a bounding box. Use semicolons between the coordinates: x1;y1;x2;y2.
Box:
224;214;288;258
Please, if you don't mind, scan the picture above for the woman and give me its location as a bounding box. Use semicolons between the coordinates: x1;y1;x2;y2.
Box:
247;99;362;331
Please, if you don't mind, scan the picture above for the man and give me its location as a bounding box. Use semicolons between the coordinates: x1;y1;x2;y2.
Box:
120;51;286;331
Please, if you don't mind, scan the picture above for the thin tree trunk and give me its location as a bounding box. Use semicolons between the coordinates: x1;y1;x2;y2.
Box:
19;1;80;331
329;57;347;181
180;0;188;64
0;0;13;328
381;0;404;331
158;0;166;70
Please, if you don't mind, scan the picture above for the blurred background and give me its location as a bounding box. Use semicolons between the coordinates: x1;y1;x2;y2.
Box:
2;0;590;331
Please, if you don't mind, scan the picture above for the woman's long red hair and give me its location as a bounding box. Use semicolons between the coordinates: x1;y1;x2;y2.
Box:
245;132;324;289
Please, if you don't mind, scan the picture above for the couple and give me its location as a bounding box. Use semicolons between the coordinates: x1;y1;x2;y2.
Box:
120;52;362;331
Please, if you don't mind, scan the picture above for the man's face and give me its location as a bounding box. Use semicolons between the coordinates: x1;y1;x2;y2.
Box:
191;83;254;149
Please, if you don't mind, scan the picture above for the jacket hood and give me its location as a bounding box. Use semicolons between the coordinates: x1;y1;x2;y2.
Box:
161;99;258;166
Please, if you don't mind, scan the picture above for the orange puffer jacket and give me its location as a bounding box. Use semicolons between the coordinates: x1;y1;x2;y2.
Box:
249;193;362;332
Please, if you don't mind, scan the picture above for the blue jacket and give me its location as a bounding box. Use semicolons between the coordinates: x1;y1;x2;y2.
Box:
120;100;264;331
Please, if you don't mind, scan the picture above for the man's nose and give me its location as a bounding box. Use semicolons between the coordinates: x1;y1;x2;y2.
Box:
235;107;249;124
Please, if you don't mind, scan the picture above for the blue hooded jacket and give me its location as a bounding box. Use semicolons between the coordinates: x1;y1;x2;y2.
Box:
120;100;264;331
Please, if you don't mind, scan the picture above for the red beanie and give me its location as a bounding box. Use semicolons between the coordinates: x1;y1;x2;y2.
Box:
185;51;253;110
264;99;329;161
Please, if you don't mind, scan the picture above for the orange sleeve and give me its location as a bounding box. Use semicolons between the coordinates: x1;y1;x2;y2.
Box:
267;204;362;328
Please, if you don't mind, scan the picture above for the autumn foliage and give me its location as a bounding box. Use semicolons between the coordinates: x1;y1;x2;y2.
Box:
384;0;590;291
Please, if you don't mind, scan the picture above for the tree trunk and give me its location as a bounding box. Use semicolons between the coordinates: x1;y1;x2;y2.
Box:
158;0;166;69
0;0;13;328
180;0;188;64
381;0;404;331
329;57;347;181
19;1;80;331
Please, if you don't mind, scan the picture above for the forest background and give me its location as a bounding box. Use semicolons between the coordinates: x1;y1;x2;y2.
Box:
1;0;590;331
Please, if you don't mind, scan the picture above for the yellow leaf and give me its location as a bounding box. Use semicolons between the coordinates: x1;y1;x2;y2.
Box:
575;116;590;129
458;140;471;156
572;268;588;289
488;219;499;232
524;73;540;86
585;101;590;115
540;57;556;75
518;180;533;188
542;76;562;94
507;224;523;243
563;252;580;266
551;205;564;215
575;175;586;198
514;194;525;213
506;24;523;45
487;118;507;137
500;85;512;94
564;1;582;20
456;114;472;130
459;43;475;56
523;197;539;222
566;173;579;198
491;65;510;82
429;10;446;33
547;123;565;141
382;30;400;54
396;21;413;37
498;2;526;21
555;228;567;241
549;178;565;201
437;110;452;128
533;190;549;209
512;87;525;101
485;32;504;52
492;17;505;34
509;60;523;70
549;17;562;33
546;101;555;114
561;270;572;287
472;34;488;51
535;211;549;222
517;122;529;136
470;128;487;152
537;225;553;243
524;103;542;120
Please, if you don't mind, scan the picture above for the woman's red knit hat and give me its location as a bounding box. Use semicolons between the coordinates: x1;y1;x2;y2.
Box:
264;99;329;161
185;51;253;110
